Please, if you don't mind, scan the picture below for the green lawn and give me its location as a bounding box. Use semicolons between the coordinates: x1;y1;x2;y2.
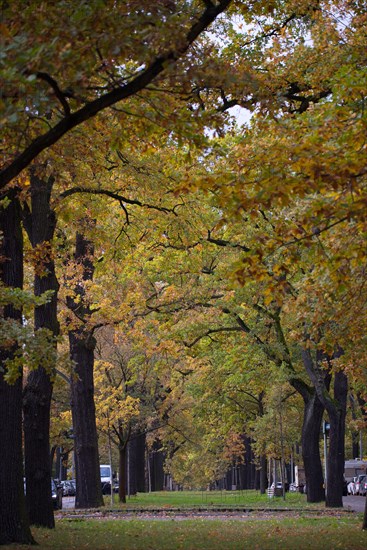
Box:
6;516;367;550
102;489;321;509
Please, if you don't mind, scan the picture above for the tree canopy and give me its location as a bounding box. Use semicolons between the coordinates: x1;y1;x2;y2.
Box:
1;0;367;543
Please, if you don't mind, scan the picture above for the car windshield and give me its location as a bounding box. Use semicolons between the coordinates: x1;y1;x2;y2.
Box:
100;467;110;477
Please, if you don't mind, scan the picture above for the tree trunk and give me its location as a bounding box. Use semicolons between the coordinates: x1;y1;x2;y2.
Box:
50;445;57;478
259;455;268;494
23;371;55;527
325;371;348;507
68;232;103;509
150;443;165;491
301;348;347;508
0;193;35;545
127;438;137;496
301;392;325;502
289;374;326;503
350;394;361;459
69;329;103;508
136;432;147;492
53;447;69;481
23;172;58;528
363;491;367;530
119;445;127;503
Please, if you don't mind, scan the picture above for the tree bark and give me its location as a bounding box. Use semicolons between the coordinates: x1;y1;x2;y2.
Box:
68;232;104;509
350;394;361;459
0;193;34;545
363;491;367;530
290;376;326;503
259;454;268;494
127;438;137;496
23;172;58;527
119;443;127;503
325;371;347;507
301;391;325;502
135;432;147;492
150;442;165;491
69;329;103;508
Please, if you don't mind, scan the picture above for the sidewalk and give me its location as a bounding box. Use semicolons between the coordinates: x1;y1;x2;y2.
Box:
343;495;366;513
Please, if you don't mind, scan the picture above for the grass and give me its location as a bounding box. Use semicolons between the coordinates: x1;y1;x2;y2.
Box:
5;516;367;549
5;491;364;549
101;489;322;509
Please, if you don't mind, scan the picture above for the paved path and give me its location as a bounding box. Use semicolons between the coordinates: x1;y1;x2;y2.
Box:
62;496;75;509
343;495;366;513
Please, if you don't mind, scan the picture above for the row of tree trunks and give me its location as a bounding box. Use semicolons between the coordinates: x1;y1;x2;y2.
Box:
0;194;34;544
0;184;111;539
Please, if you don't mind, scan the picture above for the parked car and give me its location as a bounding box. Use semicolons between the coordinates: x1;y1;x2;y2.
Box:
343;479;348;496
347;477;357;495
347;475;366;495
24;478;63;509
355;475;366;495
360;479;367;496
60;479;76;496
101;480;119;495
52;479;63;510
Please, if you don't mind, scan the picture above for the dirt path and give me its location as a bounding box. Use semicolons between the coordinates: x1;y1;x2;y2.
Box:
57;501;360;522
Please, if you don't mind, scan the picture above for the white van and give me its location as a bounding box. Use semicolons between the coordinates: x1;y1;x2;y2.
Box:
100;464;118;494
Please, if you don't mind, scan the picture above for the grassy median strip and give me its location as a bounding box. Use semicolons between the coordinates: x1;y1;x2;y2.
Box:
102;490;322;509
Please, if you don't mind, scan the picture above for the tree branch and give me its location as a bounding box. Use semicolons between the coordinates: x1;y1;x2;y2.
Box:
206;230;250;252
184;326;242;348
60;186;175;215
0;0;232;188
36;72;71;116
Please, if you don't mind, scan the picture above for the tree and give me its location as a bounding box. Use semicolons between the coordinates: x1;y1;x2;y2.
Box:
302;349;348;508
1;2;235;533
95;358;141;503
0;193;34;544
131;187;329;501
67;231;104;509
94;318;179;501
2;0;366;534
22;168;59;527
182;4;367;506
